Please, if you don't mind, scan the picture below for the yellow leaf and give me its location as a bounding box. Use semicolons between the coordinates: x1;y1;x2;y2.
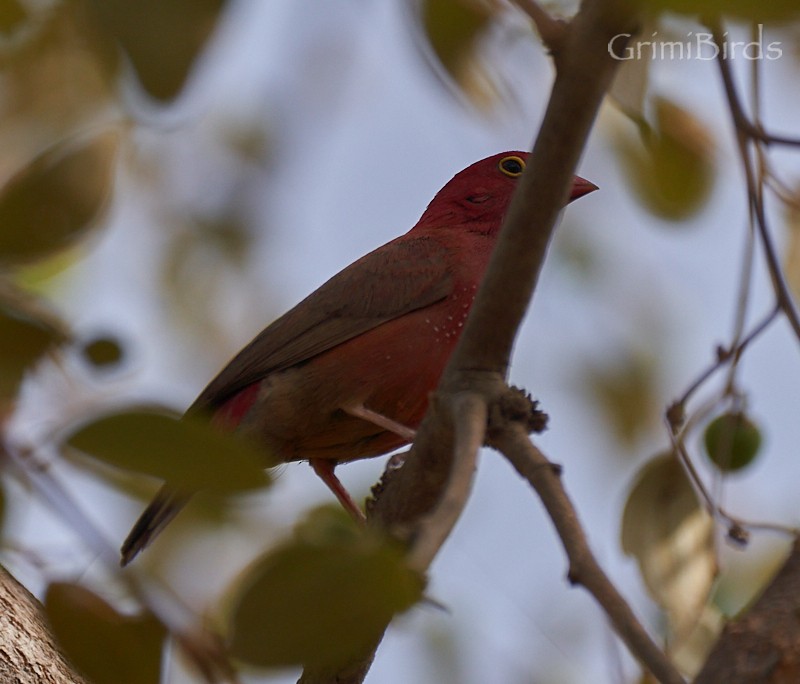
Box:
616;97;715;221
586;349;660;448
783;185;800;299
622;453;717;641
420;0;495;104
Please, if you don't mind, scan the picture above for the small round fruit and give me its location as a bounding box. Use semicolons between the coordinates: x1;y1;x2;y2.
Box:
703;412;762;473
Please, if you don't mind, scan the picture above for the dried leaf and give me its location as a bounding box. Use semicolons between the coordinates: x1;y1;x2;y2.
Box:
607;17;657;121
622;453;717;640
784;184;800;299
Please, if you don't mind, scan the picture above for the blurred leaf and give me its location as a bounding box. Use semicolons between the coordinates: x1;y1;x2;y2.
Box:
636;0;799;22
161;215;253;336
81;334;125;369
617;97;715;221
0;286;68;402
228;506;424;669
703;411;762;473
783;185;800;299
86;0;227;101
608;17;658;121
0;0;26;34
586;348;660;447
65;408;272;492
421;0;494;103
0;2;118;129
609;50;651;121
622;453;717;641
44;582;165;684
0;131;119;266
669;604;725;678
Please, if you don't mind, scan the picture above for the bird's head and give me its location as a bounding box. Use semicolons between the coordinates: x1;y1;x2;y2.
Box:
417;151;597;234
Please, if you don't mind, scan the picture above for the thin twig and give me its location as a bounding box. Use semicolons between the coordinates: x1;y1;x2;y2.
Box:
709;20;800;342
492;423;685;684
511;0;569;56
668;305;779;425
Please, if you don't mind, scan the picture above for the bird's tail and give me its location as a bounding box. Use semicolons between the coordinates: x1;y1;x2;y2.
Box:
120;486;190;566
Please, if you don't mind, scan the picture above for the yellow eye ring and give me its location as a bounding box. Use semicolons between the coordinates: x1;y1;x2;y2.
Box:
498;155;525;177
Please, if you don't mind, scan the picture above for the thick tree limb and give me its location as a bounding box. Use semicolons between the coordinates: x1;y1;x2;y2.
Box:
0;565;88;684
695;538;800;684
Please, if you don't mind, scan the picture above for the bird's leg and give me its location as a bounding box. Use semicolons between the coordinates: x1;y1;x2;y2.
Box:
344;404;417;442
309;458;367;524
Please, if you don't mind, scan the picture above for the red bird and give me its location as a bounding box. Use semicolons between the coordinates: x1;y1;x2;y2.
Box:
120;152;596;565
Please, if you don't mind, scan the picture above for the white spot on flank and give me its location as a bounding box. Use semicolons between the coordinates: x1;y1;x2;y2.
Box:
447;315;453;321
457;322;463;328
433;326;439;332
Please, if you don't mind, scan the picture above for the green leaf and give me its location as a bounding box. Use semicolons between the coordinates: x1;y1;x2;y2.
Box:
86;0;227;101
65;408;271;492
44;582;165;684
622;453;717;641
420;0;494;103
0;132;118;266
0;290;67;401
228;506;424;669
617;97;715;221
585;348;660;448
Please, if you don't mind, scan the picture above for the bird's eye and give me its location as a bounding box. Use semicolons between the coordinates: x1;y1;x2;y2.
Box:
499;156;525;177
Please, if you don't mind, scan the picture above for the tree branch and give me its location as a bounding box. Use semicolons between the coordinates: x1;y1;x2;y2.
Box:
511;0;568;57
0;565;89;684
695;538;800;683
298;1;644;681
490;422;685;684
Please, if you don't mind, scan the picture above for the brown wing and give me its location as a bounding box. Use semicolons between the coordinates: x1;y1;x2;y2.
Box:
189;234;453;413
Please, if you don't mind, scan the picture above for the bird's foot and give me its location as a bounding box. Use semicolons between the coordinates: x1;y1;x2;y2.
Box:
310;458;367;524
344;404;416;441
